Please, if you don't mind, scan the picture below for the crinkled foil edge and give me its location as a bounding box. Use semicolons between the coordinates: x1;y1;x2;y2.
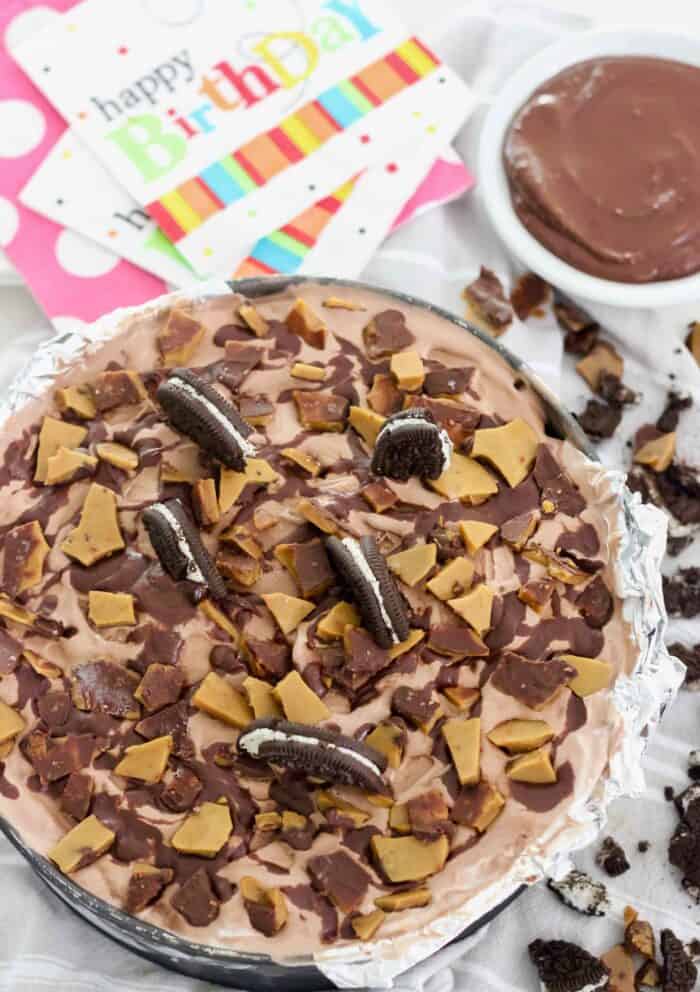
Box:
317;467;684;988
0;286;685;990
0;281;232;425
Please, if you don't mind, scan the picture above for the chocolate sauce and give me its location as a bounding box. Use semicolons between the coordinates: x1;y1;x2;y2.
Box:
127;622;182;673
517;617;604;660
0;628;22;675
510;760;574;812
69;550;150;595
0;487;68;538
0;430;35;487
505;56;700;283
485;593;526;652
282;884;338;942
341;825;381;861
15;661;49;709
93;461;128;492
198;743;258;829
0;764;18;799
132;566;197;626
92;791;163;863
212;323;249;347
556;524;600;559
553;693;587;761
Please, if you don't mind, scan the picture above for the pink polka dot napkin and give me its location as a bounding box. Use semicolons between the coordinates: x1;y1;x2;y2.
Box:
0;0;166;328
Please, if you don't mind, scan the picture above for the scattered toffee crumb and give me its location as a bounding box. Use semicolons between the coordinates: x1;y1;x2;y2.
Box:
665;786;676;802
598;372;637;407
657;464;700;527
596;836;630;877
564;324;600;356
626;468;653;504
627;465;700;547
657;391;693;434
553;294;597;332
463;266;513;331
663;569;700;620
552;293;603;357
510;272;550;321
578;400;622;440
637;840;651;853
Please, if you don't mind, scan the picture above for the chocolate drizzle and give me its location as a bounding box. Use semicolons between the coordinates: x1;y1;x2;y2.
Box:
283;884;338;942
511;761;575;812
517;617;604;660
0;765;18;799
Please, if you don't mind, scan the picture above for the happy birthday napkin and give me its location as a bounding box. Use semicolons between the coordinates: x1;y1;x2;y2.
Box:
14;0;475;279
0;0;166;326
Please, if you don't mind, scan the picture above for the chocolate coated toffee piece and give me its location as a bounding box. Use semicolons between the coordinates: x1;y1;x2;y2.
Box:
0;281;638;958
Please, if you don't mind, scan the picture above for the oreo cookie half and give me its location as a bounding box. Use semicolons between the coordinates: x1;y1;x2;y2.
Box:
529;939;610;992
325;534;409;648
143;498;226;600
371;408;452;482
157;367;255;470
237;718;388;794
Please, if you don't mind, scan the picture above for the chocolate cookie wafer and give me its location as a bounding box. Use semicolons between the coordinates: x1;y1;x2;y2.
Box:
529;939;611;992
157;368;255;470
325;535;409;648
371;408;452;481
237;718;388;794
143;498;226;600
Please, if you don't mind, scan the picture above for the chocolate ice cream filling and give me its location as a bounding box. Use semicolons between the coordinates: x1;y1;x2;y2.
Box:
0;280;637;960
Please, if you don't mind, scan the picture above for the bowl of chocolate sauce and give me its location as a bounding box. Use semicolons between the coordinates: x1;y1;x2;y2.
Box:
479;29;700;307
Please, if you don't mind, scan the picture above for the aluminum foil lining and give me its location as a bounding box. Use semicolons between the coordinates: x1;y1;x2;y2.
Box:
0;282;685;991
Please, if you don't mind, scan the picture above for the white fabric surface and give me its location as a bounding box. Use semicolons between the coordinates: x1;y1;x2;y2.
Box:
0;4;698;990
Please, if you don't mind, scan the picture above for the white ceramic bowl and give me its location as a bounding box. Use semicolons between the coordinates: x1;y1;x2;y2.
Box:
479;28;700;308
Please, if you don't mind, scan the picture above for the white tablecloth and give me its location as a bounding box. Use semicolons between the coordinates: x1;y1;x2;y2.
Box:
0;4;698;990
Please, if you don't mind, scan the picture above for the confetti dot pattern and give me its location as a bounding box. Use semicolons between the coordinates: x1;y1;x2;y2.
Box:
0;0;165;324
